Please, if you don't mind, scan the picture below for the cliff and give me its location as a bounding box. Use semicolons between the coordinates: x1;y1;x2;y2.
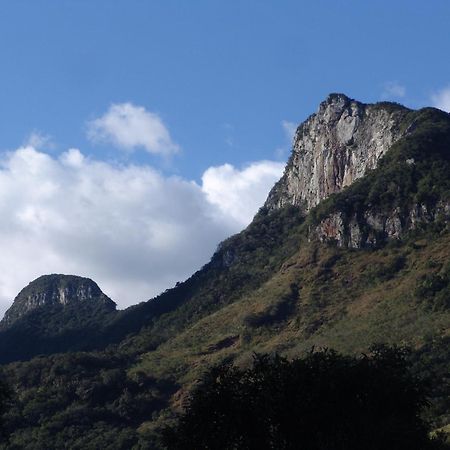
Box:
265;94;450;248
265;94;411;213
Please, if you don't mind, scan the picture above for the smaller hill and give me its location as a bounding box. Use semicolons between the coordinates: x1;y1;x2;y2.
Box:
1;274;116;328
0;275;117;363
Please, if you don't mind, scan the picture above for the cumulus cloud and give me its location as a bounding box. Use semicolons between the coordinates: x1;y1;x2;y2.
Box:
87;103;180;155
0;146;283;317
431;86;450;112
381;81;406;100
202;161;284;226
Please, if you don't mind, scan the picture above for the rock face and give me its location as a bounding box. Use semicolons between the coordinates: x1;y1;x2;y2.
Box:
314;202;450;248
263;93;450;248
1;274;116;327
265;94;410;213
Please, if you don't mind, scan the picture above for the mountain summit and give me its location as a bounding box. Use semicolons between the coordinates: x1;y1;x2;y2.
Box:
265;94;450;248
265;93;411;213
0;274;117;362
1;274;116;328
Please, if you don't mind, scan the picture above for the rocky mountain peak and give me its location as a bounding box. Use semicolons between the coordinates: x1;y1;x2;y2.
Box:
1;274;116;327
264;94;410;214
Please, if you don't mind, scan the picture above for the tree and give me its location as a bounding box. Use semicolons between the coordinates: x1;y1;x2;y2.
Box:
163;347;448;450
0;376;11;442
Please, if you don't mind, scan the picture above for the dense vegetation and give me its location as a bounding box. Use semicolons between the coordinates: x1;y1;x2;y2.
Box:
0;352;176;449
0;302;117;363
163;347;448;450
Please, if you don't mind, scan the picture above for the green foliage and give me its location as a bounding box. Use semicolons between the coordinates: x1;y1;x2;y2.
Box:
409;337;450;430
363;254;407;284
163;347;448;450
415;263;450;311
0;377;11;443
243;283;299;328
0;302;118;364
0;352;178;449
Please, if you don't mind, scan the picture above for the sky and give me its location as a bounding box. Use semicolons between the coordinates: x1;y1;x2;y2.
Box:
0;0;449;316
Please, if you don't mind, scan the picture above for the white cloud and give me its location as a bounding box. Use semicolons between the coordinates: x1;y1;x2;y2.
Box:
87;103;180;155
431;86;450;112
0;146;284;317
381;81;406;100
202;161;284;226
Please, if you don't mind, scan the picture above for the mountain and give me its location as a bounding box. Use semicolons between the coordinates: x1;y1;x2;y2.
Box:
1;274;116;328
265;93;410;213
0;95;449;449
0;275;117;362
267;93;450;247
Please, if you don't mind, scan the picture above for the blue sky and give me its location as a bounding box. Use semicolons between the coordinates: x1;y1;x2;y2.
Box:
1;1;449;177
0;1;449;313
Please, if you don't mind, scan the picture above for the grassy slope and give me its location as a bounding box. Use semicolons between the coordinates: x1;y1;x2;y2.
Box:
134;230;450;394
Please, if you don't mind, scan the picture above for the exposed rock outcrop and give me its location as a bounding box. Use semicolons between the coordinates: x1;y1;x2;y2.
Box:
314;202;450;248
265;94;410;213
1;274;116;327
263;93;450;248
